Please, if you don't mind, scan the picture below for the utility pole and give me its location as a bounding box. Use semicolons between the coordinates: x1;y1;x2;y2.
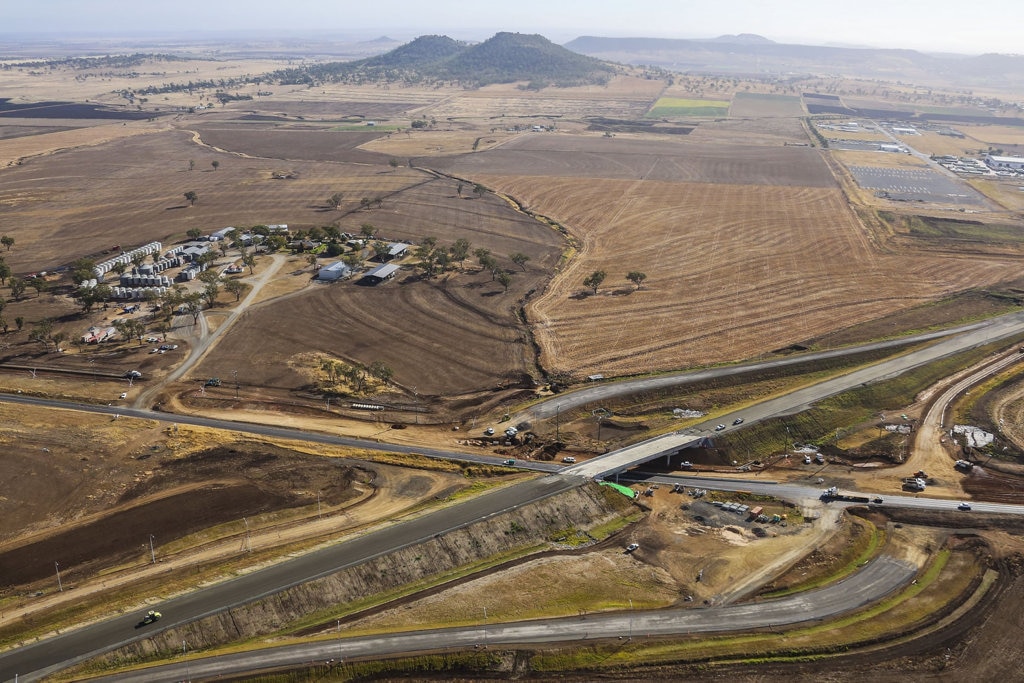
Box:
317;491;322;518
242;517;252;553
55;561;63;592
149;535;156;564
183;641;190;683
233;369;239;399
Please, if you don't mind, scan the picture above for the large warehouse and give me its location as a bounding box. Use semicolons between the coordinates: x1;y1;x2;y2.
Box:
984;154;1024;171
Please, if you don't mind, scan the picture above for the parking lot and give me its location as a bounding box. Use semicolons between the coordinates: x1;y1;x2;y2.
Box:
848;166;986;205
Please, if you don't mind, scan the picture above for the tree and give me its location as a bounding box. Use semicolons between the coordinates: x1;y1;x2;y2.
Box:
388;158;400;171
8;277;26;300
30;318;54;350
266;234;286;252
70;258;96;285
343;252;363;269
184;190;198;206
198;269;221;285
510;252;530;271
15;316;24;331
28;278;48;297
415;237;438;277
451;238;471;268
371;240;391;262
0;260;10;286
626;271;647;290
183;294;203;324
201;281;220;307
496;270;513;293
368;360;394;385
131;251;148;269
211;160;220;171
307;252;320;271
242;252;257;274
189;159;195;171
360;223;377;240
473;183;486;198
327;192;344;210
0;317;7;334
456;183;463;197
0;235;13;251
75;283;111;312
187;227;203;240
360;197;372;211
224;279;249;301
583;270;606;294
113;318;147;345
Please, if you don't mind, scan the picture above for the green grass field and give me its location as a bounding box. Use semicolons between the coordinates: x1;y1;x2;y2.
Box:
647;97;730;118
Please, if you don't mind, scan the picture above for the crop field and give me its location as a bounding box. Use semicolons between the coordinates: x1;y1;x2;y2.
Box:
460;168;1024;377
728;92;804;117
647;97;730;117
191;179;563;398
428;132;833;186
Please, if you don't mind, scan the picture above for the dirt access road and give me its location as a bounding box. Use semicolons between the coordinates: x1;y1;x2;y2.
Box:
134;254;288;409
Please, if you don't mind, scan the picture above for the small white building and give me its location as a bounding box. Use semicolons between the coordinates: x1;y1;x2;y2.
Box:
317;261;351;281
984;154;1024;171
209;227;236;242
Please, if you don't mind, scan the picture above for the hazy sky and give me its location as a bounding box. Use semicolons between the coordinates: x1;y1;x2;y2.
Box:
4;0;1022;55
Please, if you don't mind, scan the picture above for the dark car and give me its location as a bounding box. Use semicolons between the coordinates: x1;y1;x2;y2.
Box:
136;610;161;628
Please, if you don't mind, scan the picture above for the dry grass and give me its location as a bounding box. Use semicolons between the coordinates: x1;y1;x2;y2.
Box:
470;173;1022;378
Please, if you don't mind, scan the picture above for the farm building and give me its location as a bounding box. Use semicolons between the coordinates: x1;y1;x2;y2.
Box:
362;263;400;284
984;154;1024;171
81;326;117;344
385;243;410;260
317;261;351;281
181;243;211;261
209;227;236;241
267;224;289;234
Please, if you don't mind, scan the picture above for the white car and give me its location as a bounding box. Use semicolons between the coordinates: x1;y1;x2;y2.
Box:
625;543;639;553
714;424;726;431
561;456;576;464
119;392;128;399
957;502;972;511
146;337;159;343
484;427;494;436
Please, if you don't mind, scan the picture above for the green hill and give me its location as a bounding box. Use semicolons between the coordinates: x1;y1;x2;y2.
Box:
271;32;618;88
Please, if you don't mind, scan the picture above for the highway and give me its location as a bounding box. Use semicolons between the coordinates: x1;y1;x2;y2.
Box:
0;475;582;682
95;555;915;682
3;312;1024;680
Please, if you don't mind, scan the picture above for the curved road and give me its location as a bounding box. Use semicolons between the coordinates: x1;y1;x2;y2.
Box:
96;555;915;682
3;312;1024;680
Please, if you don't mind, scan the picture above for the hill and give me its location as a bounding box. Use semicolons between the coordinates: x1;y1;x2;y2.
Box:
272;32;618;88
564;35;1024;89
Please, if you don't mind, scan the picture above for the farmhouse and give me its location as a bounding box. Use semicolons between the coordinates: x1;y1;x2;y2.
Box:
362;263;400;284
985;154;1024;171
317;261;351;281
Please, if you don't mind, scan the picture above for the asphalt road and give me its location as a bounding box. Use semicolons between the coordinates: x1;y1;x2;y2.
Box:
0;391;563;474
568;313;1024;479
3;312;1024;680
0;474;583;682
95;554;915;682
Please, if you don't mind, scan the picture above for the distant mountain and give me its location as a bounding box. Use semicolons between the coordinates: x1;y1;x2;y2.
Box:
563;35;1024;88
272;32;618;88
704;34;775;45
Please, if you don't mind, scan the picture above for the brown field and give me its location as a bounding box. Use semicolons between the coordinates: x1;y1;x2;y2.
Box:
728;92;805;118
